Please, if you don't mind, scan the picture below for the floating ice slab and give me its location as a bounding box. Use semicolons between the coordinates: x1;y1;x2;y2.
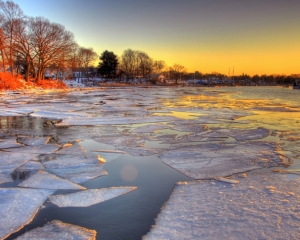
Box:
48;165;108;184
43;155;100;169
93;134;149;148
144;173;300;239
158;142;283;179
0;188;54;239
49;187;137;207
18;171;86;190
117;147;164;156
16;220;96;240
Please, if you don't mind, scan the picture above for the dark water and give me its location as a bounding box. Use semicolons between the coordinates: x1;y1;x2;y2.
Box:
2;117;191;240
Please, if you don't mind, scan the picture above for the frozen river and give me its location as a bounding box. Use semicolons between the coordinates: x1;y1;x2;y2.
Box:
0;86;299;239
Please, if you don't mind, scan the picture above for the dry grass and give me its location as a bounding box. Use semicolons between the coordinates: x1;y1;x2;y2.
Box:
0;73;67;91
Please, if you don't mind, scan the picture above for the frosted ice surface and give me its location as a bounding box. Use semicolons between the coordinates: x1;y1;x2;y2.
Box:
18;171;86;190
16;220;96;240
144;173;300;239
17;137;50;146
5;144;60;154
215;127;270;141
49;187;137;207
132;124;170;133
56;116;177;126
158;142;283;179
0;173;12;184
0;188;54;239
0;138;23;149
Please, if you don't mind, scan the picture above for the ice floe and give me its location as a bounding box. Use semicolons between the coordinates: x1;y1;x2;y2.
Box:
132;124;170;133
49;187;137;207
18;171;86;190
0;188;54;239
16;220;96;240
144;173;300;239
158;142;283;179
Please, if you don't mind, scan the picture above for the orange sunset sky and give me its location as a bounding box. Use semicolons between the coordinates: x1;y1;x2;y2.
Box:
13;0;300;76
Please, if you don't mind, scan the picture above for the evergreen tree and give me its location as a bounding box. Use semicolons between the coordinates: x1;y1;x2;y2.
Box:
98;50;118;79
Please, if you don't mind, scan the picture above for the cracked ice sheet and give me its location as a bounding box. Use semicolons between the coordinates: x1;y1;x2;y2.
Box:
0;188;54;239
171;124;208;133
49;187;137;207
158;142;283;179
18;171;86;190
144;173;300;240
16;220;96;240
29;110;89;120
93;134;149;148
214;127;270;141
56;116;177;126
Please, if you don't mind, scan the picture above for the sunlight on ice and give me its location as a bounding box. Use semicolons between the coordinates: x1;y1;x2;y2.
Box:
18;171;86;190
16;220;96;240
0;188;54;239
144;173;300;239
49;187;137;207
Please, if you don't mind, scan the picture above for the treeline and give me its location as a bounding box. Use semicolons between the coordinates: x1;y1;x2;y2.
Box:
0;0;97;82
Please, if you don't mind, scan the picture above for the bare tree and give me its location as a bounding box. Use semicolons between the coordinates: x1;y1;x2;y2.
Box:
120;48;136;81
28;17;76;82
0;0;25;75
153;60;166;74
77;47;97;81
172;64;186;84
136;51;153;79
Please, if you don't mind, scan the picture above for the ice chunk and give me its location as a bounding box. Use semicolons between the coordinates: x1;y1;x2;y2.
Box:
12;161;45;180
144;173;300;239
29;110;89;119
214;127;270;141
48;165;108;184
171;124;208;133
43;155;100;169
93;134;149;148
55;143;87;156
18;171;86;190
0;138;23;149
17;137;50;146
0;173;12;184
132;124;170;133
49;187;137;207
16;220;96;240
5;144;60;154
158;142;283;179
0;188;54;239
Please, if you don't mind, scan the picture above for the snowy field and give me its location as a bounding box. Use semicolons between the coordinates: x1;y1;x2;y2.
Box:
0;86;300;239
